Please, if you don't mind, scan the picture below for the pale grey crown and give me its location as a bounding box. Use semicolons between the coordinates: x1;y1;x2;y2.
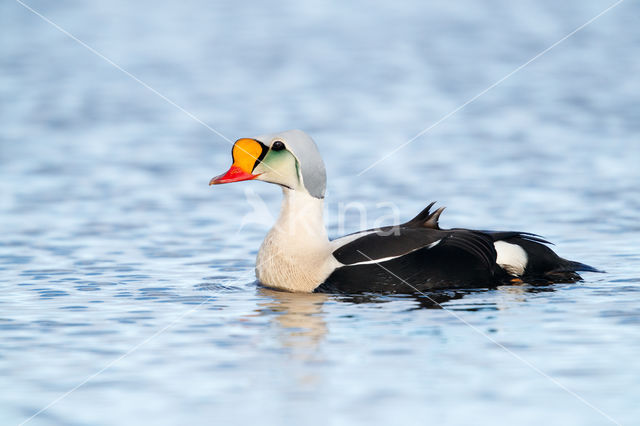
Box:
255;129;327;199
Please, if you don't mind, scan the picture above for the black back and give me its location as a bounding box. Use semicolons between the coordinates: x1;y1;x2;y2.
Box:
316;202;598;294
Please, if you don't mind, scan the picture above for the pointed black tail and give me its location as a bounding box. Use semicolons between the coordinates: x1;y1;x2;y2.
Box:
562;260;604;274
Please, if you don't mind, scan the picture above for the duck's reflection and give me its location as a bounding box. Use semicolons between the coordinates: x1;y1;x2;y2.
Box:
255;283;558;350
256;287;328;358
255;286;475;351
337;290;468;310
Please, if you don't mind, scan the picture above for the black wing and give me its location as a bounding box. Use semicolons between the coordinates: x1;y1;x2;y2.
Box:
332;227;497;269
332;202;496;269
319;202;600;294
326;221;501;293
332;227;445;264
322;229;501;293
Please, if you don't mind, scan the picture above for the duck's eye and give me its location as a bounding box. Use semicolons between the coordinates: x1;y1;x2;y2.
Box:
271;141;285;151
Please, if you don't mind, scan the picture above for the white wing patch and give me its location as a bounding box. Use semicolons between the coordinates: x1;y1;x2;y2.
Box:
347;254;407;266
329;230;378;251
494;241;528;276
341;239;442;266
427;239;442;249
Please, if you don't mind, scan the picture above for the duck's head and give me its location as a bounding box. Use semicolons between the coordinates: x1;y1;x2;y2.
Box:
210;129;326;199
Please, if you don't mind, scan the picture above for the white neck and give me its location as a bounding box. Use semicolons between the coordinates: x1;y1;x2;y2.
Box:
255;188;336;292
274;188;327;240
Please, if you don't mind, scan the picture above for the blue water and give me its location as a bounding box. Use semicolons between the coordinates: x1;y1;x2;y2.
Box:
1;0;640;425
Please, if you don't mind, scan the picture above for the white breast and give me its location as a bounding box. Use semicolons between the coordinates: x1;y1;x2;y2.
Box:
254;189;338;293
256;231;338;293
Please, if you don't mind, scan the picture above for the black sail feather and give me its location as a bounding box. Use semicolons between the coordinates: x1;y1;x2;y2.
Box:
404;202;445;229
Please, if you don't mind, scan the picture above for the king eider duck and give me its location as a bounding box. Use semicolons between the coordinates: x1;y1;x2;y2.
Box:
210;130;599;293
